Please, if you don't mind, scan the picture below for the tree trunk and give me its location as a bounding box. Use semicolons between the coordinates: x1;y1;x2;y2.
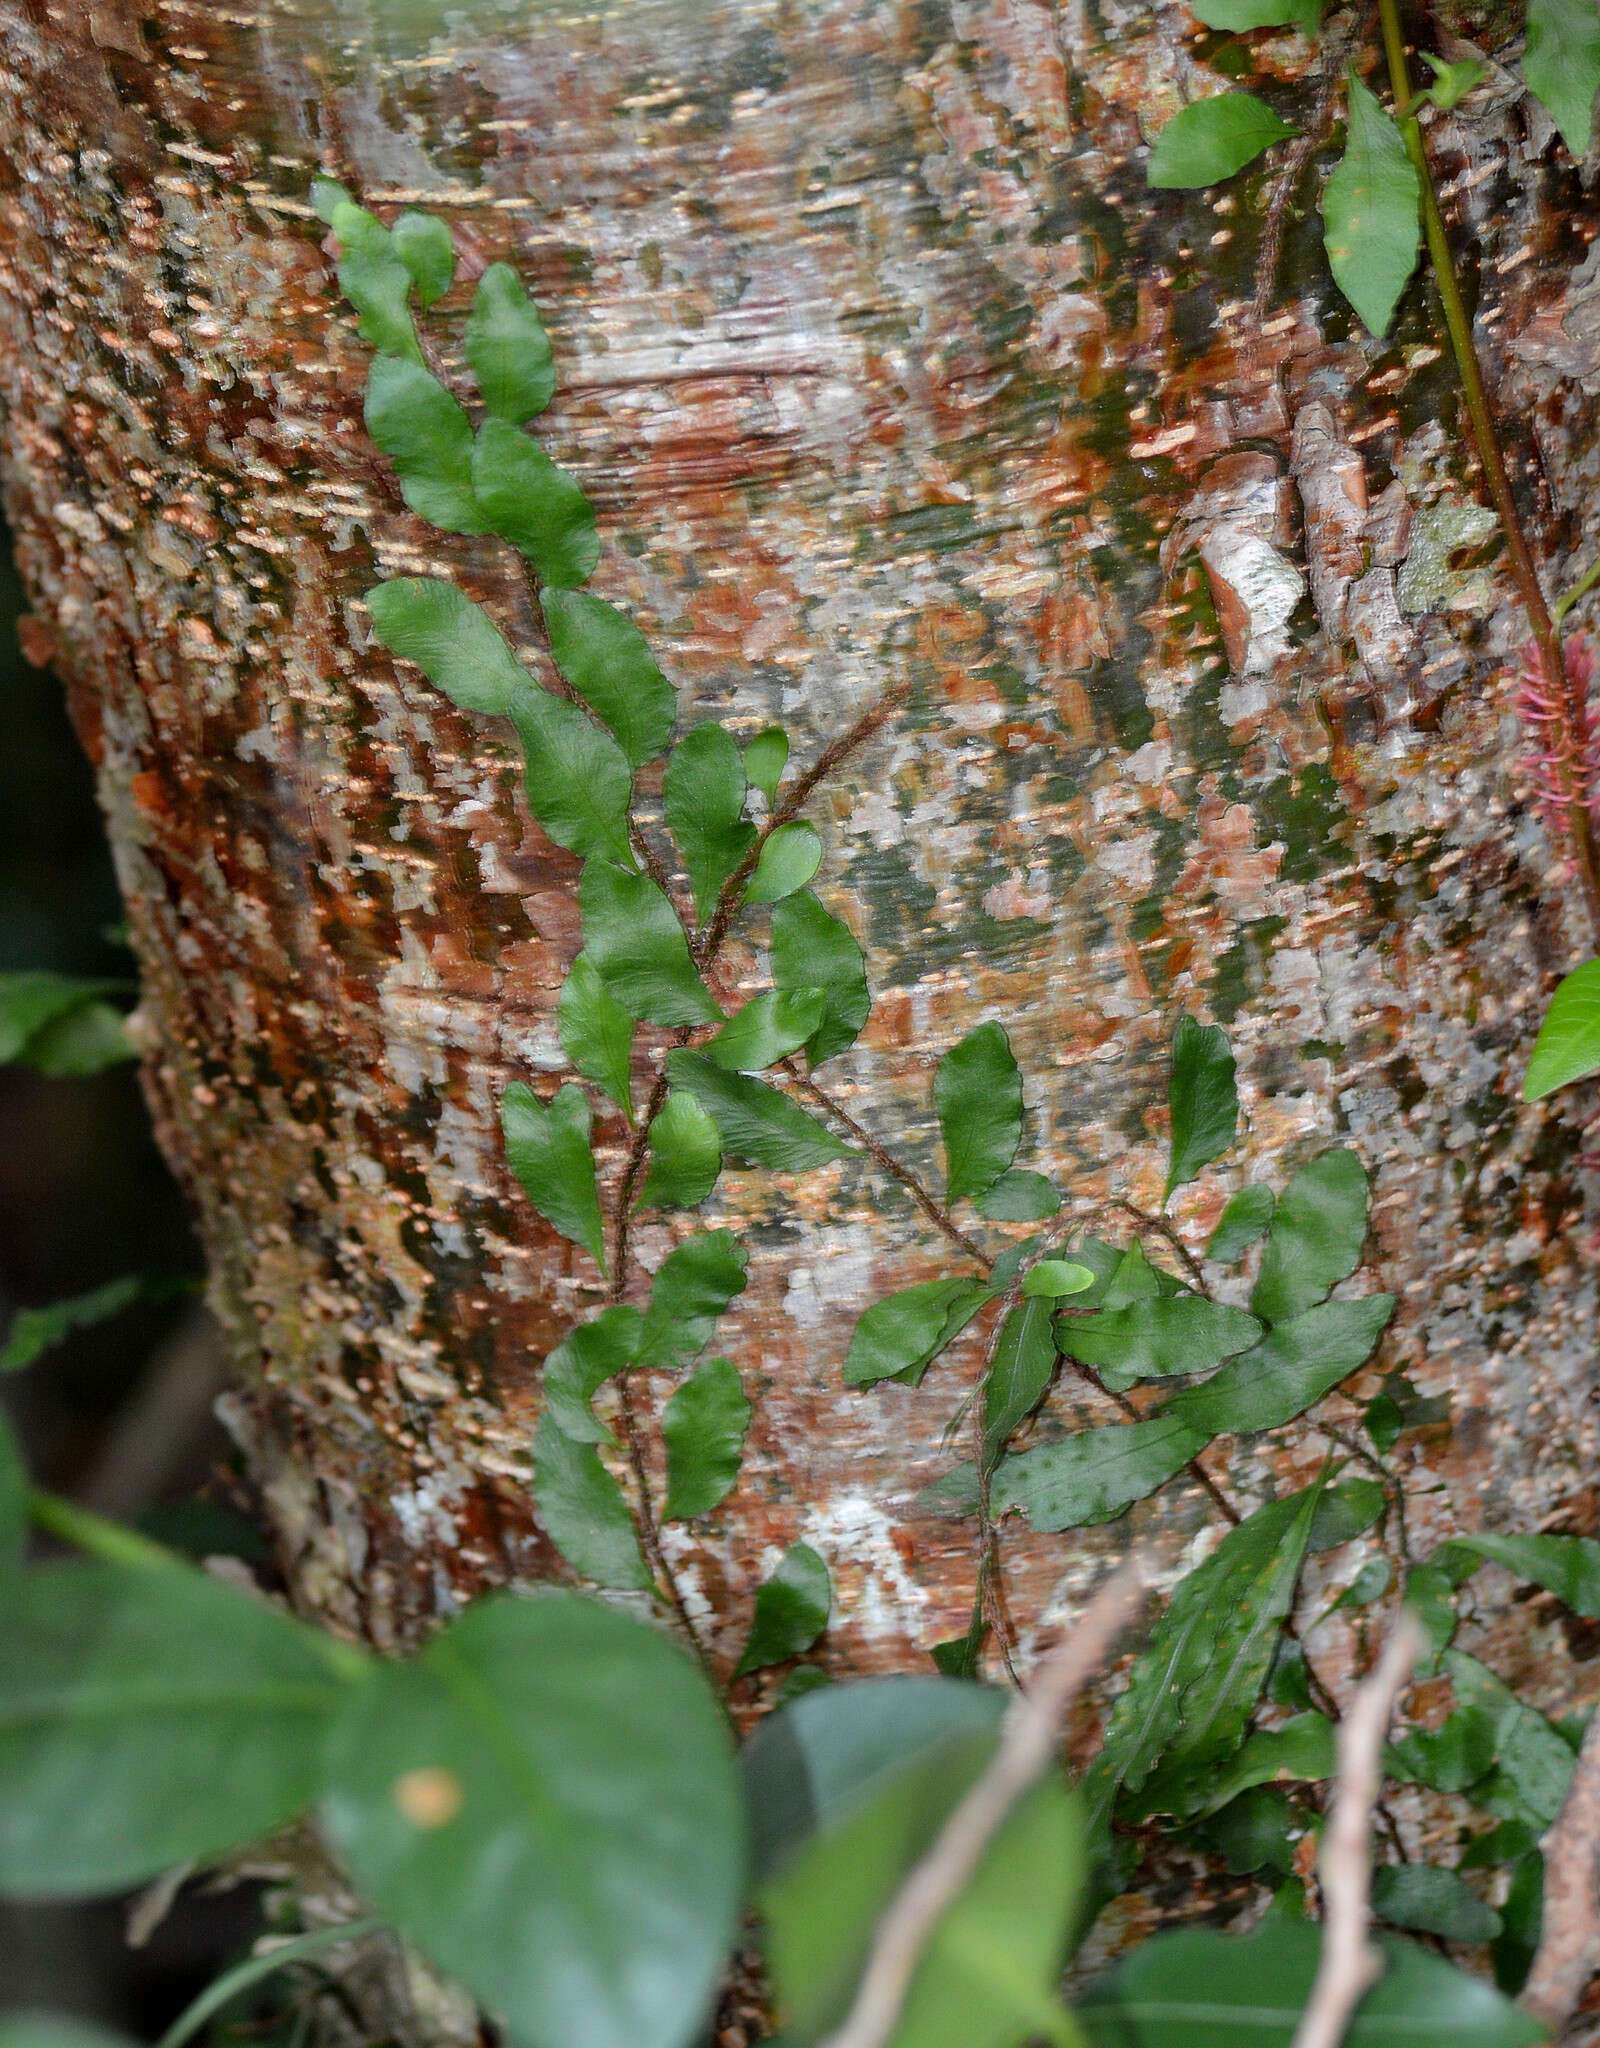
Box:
1;0;1597;1902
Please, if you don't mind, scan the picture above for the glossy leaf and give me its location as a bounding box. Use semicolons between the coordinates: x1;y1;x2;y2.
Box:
761;1730;1082;2048
1180;1713;1336;1820
0;972;131;1069
510;688;635;865
704;989;827;1072
640;1090;723;1209
744;727;789;804
937;1022;1023;1204
736;1543;832;1677
558;952;634;1119
0;1561;348;1897
1085;1485;1322;1823
531;1413;651;1591
664;723;756;921
983;1414;1208;1532
541;588;677;769
746;822;823;906
1524;959;1600;1100
329;199;420;361
664;1051;855;1174
741;1674;1007;1882
1444;1653;1575;1827
501;1081;607;1270
1323;72;1421;338
663;1357;750;1520
464;261;556;421
1165;1016;1238;1198
366;576;532;717
982;1296;1058;1465
769;890;871;1066
1251;1148;1370;1326
1162;1294;1394;1435
1;1275;185;1374
579;862;722;1027
320;1591;741;2048
1061;1294;1262;1392
1525;0;1600;158
1148;93;1295;190
635;1231;750;1372
1079;1918;1545;2046
1307;1476;1386;1552
1207;1185;1274;1263
844;1276;997;1388
364;354;484;531
1430;1531;1600;1616
1371;1864;1501;1943
472;417;599;587
542;1305;643;1446
389;209;455;308
1021;1260;1094;1300
977;1170;1061;1222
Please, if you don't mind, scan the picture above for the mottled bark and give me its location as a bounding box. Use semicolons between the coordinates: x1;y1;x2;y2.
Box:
1;0;1599;1927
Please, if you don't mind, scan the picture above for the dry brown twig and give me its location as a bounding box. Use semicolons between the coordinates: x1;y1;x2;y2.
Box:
1521;1708;1600;2037
818;1561;1147;2048
1292;1611;1423;2048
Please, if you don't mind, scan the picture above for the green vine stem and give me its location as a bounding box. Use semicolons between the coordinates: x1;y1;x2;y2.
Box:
1377;0;1600;948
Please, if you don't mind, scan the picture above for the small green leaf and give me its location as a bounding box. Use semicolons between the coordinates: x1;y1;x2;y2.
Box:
1181;1713;1336;1820
20;1002;133;1077
1251;1148;1370;1325
1525;0;1600;157
770;890;871;1066
364;354;484;531
2;1275;185;1373
464;261;557;421
1206;1185;1275;1263
937;1021;1023;1204
744;726;789;803
1079;1920;1546;2047
330;199;420;361
844;1277;997;1389
1372;1864;1501;1943
977;1413;1208;1532
664;1051;855;1174
542;1305;643;1445
704;989;827;1072
664;723;756;921
635;1231;750;1372
472;418;599;588
320;1591;741;2048
1429;1531;1600;1617
1388;1704;1498;1794
0;972;131;1068
501;1081;607;1271
366;576;533;716
639;1090;723;1209
1444;1652;1575;1826
1323;72;1422;338
311;175;352;225
1062;1294;1263;1392
1524;959;1600;1099
0;1561;348;1897
982;1296;1057;1466
1162;1294;1394;1435
1419;52;1488;111
977;1170;1060;1222
735;1543;831;1677
532;1412;651;1591
579;861;722;1026
540;588;676;769
663;1357;750;1520
558;952;634;1120
1165;1016;1238;1199
1085;1485;1323;1824
1148;93;1296;190
510;690;635;866
745;822;823;906
1021;1260;1095;1300
389;210;455;308
1308;1477;1387;1552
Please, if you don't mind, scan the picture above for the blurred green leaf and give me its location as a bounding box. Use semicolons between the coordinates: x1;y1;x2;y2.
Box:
1323;73;1421;337
977;1171;1060;1222
982;1296;1057;1465
365;354;484;531
665;1052;855;1174
704;990;828;1073
541;588;676;769
1371;1864;1501;1943
510;688;635;865
330;199;420;361
1251;1148;1370;1325
1430;1531;1600;1616
1445;1652;1574;1826
770;891;871;1066
1062;1294;1262;1393
501;1082;607;1270
845;1277;997;1389
1148;94;1295;190
639;1090;723;1209
0;1407;26;1568
744;727;789;803
579;861;722;1026
663;1357;750;1520
1020;1261;1094;1300
366;576;533;716
966;1413;1207;1532
635;1231;750;1372
737;1543;831;1678
558;952;635;1120
746;822;823;906
2;1275;193;1374
937;1022;1023;1204
532;1413;651;1590
1165;1017;1238;1198
464;262;556;420
389;209;455;308
1388;1705;1497;1795
472;418;598;587
1524;0;1600;157
1163;1295;1394;1434
541;1305;642;1446
1524;959;1600;1100
0;972;131;1070
1206;1185;1274;1263
664;723;756;921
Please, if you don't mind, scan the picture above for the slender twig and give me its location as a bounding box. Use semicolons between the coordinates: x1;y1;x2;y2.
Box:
1375;0;1600;946
1520;1709;1600;2034
820;1563;1147;2048
1292;1612;1422;2048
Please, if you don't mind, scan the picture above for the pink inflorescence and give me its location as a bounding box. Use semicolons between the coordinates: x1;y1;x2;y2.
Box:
1516;630;1600;842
